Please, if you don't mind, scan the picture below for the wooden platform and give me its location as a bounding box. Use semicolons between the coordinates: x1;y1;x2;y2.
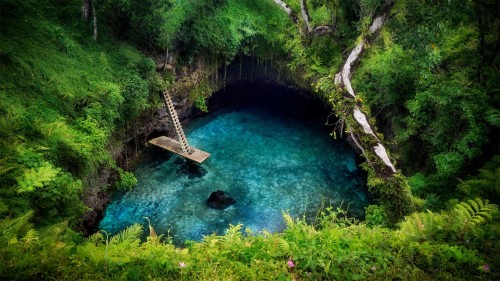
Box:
148;136;211;163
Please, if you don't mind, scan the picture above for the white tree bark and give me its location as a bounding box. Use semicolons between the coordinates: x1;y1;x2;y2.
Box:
273;0;295;20
271;0;397;175
273;0;332;35
353;106;377;138
334;0;397;176
373;143;396;173
300;0;312;32
334;14;388;95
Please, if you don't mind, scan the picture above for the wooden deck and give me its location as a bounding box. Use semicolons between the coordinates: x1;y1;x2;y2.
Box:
148;136;211;164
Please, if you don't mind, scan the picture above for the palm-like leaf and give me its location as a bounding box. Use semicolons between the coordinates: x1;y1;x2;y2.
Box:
110;223;143;246
224;224;243;242
21;229;39;249
0;210;34;241
452;198;498;227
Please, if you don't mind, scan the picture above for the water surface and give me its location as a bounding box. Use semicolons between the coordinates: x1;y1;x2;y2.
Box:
100;85;369;244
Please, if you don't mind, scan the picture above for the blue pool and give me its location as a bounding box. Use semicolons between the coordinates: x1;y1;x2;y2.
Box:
100;84;369;244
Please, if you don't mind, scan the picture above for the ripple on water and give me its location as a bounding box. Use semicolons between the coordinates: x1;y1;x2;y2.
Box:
100;97;369;245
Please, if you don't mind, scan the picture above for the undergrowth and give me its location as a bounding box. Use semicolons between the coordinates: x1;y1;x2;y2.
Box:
0;197;497;280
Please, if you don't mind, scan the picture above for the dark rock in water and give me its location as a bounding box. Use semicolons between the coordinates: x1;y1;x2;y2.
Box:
176;159;207;179
207;190;236;209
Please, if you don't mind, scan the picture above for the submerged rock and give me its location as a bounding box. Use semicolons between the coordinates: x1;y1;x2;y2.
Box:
176;159;207;179
207;190;236;209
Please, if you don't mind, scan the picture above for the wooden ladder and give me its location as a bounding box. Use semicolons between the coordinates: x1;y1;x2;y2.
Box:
162;91;193;154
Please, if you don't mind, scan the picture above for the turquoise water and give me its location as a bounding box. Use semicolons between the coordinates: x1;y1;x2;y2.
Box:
100;86;369;244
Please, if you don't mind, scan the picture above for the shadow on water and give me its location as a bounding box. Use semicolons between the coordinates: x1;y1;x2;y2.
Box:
100;82;370;245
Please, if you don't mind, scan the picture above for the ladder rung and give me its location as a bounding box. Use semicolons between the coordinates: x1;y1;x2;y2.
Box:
163;92;191;152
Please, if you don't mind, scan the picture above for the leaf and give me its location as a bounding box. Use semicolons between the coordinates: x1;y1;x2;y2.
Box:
282;212;294;228
0;210;34;241
277;238;290;254
225;224;243;240
452;198;498;229
351;274;364;280
21;229;39;249
110;224;143;246
324;260;331;273
485;108;500;127
17;162;60;193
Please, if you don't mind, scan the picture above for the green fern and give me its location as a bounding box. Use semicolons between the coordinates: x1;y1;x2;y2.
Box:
452;198;498;227
84;231;105;244
202;233;222;248
0;159;18;176
458;163;500;202
16;162;60;193
485;108;500;127
224;224;243;242
110;223;143;246
282;212;295;228
0;210;34;242
21;229;39;249
398;210;444;240
277;238;292;255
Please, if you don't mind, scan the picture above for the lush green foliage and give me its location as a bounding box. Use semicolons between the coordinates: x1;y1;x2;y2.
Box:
0;0;158;220
353;0;500;195
0;0;499;279
0;198;497;280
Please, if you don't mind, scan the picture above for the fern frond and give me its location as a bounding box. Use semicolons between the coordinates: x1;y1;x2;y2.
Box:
261;230;273;238
0;210;34;241
282;212;294;228
462;202;475;217
21;229;39;249
398;210;444;240
468;199;480;212
110;224;143;246
277;238;291;255
452;198;498;229
224;224;243;241
84;231;104;244
202;233;221;248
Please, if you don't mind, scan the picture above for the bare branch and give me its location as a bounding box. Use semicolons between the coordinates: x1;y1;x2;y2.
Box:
333;0;397;176
272;0;298;23
273;0;333;35
310;26;333;35
349;131;375;171
300;0;312;32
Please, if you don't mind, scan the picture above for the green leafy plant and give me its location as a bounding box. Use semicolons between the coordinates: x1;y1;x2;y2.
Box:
365;204;389;227
451;198;498;228
115;171;137;191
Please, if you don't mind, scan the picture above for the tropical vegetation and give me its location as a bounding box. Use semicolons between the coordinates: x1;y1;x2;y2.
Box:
0;0;498;279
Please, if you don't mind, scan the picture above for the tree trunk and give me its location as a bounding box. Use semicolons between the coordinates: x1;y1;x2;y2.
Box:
333;0;397;177
273;0;333;35
81;0;97;41
272;0;298;23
